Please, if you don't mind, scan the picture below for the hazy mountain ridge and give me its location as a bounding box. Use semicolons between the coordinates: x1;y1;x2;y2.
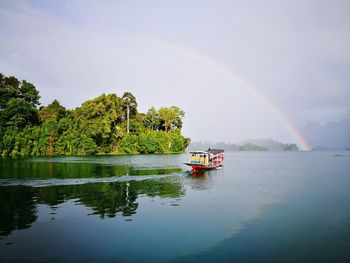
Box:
301;118;350;150
188;139;299;151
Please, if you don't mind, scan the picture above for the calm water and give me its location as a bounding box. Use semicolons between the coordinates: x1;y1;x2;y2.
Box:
0;152;350;262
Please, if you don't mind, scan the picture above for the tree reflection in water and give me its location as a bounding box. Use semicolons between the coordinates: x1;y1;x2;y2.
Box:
0;158;182;180
0;177;184;238
0;186;37;237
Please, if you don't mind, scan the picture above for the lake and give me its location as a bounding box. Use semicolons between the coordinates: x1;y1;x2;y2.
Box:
1;151;350;262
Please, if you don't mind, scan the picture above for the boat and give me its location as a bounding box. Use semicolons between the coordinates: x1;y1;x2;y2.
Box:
184;149;224;172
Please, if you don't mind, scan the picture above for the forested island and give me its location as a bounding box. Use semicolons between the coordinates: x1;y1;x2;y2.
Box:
0;73;190;157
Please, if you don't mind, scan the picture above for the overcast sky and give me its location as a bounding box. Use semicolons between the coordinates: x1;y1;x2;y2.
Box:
1;0;349;145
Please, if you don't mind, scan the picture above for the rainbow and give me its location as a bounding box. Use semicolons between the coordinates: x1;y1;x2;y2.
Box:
126;36;312;151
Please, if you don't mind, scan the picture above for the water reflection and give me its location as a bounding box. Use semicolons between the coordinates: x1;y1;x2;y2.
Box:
187;171;215;190
0;157;182;180
0;186;37;238
0;177;184;238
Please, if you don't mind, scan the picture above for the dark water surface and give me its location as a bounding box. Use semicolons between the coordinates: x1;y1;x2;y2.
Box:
0;152;349;262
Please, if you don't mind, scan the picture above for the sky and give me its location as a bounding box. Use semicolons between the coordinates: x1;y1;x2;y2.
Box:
0;0;349;148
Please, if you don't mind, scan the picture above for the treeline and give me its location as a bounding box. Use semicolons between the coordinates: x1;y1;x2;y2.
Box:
0;73;190;156
189;139;299;151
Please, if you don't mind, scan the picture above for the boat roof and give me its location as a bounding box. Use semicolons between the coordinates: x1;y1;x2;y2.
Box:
190;149;224;155
207;148;224;155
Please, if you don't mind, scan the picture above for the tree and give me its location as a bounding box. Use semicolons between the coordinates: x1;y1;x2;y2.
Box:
0;74;40;109
20;80;41;107
39;100;66;123
122;92;137;134
1;98;39;129
159;106;185;131
159;108;175;132
170;106;185;130
122;92;138;118
0;74;20;109
143;107;160;130
76;93;122;148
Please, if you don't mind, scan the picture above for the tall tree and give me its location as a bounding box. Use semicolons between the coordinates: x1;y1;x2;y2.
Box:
1;98;39;129
0;74;20;109
122;92;138;134
75;93;123;149
122;92;137;118
159;106;185;131
39;100;66;123
20;80;41;107
143;107;160;130
170;106;185;130
0;74;40;109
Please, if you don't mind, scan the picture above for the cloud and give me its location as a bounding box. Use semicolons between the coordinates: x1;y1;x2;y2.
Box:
0;0;349;145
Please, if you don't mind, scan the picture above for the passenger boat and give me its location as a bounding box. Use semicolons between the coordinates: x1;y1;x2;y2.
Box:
184;149;224;172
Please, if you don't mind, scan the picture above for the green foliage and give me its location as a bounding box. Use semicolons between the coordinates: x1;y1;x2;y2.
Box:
138;132;158;153
0;74;40;109
143;107;160;130
19;80;41;107
0;98;39;129
0;74;20;108
122;92;138;118
75;93;123;148
39;100;66;123
0;73;189;156
119;134;139;154
159;106;185;131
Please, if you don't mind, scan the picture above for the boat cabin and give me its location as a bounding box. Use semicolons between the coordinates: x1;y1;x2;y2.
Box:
190;151;210;165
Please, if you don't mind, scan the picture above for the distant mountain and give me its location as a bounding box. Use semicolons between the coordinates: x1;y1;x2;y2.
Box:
187;141;239;151
243;138;299;151
188;139;299;151
301;118;350;150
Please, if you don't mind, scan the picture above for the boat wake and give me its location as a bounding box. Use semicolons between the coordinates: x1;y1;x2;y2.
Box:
0;172;186;188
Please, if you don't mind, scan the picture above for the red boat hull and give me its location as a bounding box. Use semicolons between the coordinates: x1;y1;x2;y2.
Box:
184;162;223;172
